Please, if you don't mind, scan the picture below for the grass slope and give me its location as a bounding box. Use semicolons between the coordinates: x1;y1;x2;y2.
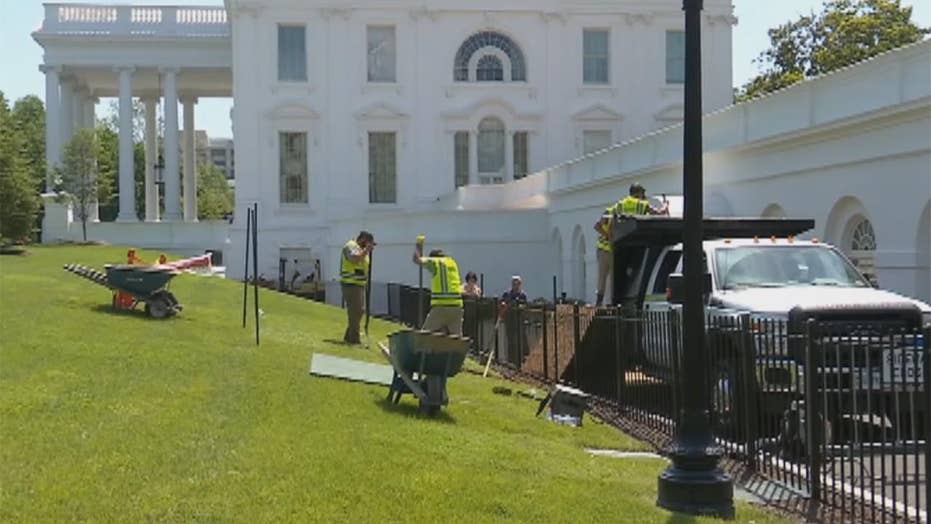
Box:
0;247;789;523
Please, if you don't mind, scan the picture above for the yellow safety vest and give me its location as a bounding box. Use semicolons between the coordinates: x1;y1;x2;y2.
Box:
340;240;369;286
599;197;649;253
424;257;463;307
597;206;614;253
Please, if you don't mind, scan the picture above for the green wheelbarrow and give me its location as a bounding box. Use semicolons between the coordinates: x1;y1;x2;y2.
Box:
63;263;183;319
378;329;471;417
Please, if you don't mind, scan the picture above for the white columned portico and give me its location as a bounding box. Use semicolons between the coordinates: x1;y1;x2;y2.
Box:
40;65;61;190
143;97;159;222
59;77;74;150
162;68;182;221
182;96;198;222
115;66;138;222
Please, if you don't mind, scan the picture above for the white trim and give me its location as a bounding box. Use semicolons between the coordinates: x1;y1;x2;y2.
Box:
467;46;512;82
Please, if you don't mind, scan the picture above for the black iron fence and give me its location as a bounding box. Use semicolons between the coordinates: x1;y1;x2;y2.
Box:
380;283;931;522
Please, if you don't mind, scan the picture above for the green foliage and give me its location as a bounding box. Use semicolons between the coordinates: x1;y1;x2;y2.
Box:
0;246;788;524
10;95;46;194
0;91;40;243
57;129;100;241
94;124;119;221
738;0;929;101
197;163;234;220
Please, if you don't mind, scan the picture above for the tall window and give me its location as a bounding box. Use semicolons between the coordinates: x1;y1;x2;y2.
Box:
280;132;308;204
665;30;685;84
583;130;612;155
477;118;505;183
454;132;469;188
368;132;397;203
278;25;307;82
476;55;504;82
513;132;529;179
454;31;526;82
583;30;609;84
367;26;396;83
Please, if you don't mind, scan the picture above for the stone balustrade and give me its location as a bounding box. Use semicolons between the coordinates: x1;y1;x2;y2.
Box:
38;4;229;37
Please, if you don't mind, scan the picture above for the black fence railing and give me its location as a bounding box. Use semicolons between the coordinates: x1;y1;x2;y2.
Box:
379;283;930;522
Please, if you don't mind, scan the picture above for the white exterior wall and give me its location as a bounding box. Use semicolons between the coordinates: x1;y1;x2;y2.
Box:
226;0;736;286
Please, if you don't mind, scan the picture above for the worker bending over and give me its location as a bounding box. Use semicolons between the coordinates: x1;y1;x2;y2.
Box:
594;183;669;306
341;230;375;344
412;244;464;335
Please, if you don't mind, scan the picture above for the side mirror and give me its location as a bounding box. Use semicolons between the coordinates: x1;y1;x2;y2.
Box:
666;272;712;304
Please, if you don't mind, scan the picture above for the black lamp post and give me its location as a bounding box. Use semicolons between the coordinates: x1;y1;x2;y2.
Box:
154;153;165;219
656;0;735;518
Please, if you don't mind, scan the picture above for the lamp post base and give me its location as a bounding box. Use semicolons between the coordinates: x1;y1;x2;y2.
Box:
657;460;734;519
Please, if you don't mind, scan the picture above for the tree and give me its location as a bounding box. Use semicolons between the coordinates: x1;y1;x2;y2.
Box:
197;163;234;220
94;124;119;221
10;95;46;193
56;129;100;242
0;91;40;243
738;0;929;101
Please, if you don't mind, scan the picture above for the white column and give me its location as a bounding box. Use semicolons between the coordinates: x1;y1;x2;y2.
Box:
40;65;61;191
468;131;477;185
162;68;182;221
182;96;198;222
115;66;138;222
59;78;74;149
83;96;96;129
72;87;86;132
505;130;514;182
143;97;159;222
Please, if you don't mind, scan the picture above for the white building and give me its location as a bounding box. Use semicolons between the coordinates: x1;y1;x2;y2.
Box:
208;137;235;179
34;2;930;305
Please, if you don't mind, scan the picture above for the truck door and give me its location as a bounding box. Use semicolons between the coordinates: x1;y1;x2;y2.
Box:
641;248;682;370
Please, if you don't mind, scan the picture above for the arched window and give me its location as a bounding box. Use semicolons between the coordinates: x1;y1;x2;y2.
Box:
476;55;504;81
454;31;526;82
477;117;505;179
849;218;877;284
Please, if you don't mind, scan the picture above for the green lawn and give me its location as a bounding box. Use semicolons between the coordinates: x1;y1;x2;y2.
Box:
0;246;790;523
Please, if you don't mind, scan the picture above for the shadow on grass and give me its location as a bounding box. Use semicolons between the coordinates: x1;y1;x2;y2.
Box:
374;396;457;424
664;514;699;524
321;338;356;347
90;304;172;321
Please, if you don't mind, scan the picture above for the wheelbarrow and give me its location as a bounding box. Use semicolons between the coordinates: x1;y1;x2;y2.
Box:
378;329;471;417
63;263;183;319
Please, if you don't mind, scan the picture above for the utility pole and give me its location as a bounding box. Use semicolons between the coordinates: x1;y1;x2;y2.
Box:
656;0;735;518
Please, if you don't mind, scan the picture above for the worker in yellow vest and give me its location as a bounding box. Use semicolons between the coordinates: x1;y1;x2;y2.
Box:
593;183;668;306
412;244;464;335
341;231;375;344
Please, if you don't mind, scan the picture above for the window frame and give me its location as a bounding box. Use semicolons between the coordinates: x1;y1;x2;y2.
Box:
277;24;308;83
513;131;529;180
665;30;685;85
366;25;397;84
582;28;611;85
454;131;470;188
582;129;613;156
278;130;309;205
367;131;398;205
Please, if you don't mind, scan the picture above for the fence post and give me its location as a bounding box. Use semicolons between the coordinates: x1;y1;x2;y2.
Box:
615;307;623;405
738;313;758;465
668;309;682;427
572;303;581;387
804;319;822;502
542;304;549;381
923;325;931;515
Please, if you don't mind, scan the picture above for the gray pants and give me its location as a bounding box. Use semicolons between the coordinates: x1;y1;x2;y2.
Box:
342;284;365;343
422;306;463;336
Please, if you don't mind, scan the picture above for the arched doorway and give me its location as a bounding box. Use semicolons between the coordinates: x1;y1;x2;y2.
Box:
844;216;878;285
761;203;786;218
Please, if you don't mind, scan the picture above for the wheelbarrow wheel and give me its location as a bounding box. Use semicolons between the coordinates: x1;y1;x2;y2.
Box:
146;296;170;319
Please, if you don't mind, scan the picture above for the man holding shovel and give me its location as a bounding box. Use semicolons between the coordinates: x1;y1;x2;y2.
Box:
341;231;375;345
411;239;464;336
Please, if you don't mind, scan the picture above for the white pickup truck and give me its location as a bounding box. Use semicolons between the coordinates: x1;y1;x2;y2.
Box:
610;215;930;442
